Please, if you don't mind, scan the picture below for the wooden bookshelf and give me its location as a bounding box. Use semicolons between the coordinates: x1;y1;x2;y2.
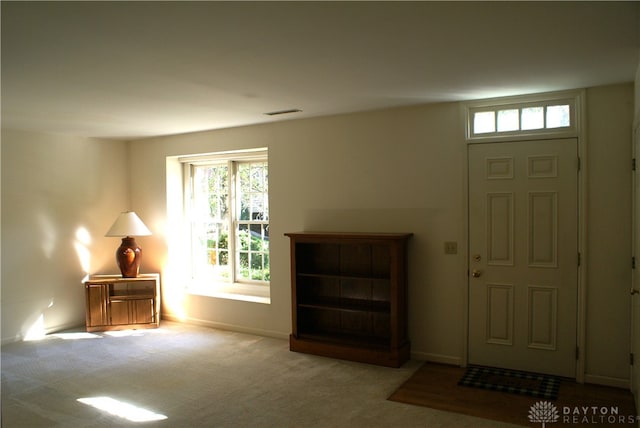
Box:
285;232;412;367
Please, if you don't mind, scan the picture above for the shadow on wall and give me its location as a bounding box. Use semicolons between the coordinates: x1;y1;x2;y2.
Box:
19;224;95;342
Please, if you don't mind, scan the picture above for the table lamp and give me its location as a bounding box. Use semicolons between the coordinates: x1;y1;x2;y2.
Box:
105;211;152;278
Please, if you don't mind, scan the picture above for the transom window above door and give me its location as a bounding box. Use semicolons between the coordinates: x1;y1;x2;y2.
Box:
474;104;570;134
465;91;580;141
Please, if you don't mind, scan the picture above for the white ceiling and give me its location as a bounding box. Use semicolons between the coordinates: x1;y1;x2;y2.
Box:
2;1;638;140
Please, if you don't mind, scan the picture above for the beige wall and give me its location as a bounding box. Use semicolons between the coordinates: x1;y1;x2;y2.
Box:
585;84;634;384
0;84;633;384
128;83;633;381
129;102;468;359
1;129;128;342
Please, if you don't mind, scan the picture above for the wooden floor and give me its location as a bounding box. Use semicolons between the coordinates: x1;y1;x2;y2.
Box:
388;363;638;427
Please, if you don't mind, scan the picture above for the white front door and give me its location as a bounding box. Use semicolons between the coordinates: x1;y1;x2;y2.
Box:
468;138;578;378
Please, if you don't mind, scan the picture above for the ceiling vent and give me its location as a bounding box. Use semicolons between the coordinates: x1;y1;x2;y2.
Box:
264;109;302;116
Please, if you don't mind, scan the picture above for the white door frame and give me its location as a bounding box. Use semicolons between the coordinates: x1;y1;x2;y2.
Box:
461;89;587;383
631;121;640;397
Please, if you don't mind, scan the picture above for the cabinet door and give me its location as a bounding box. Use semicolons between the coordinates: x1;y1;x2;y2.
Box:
86;284;108;327
109;300;131;325
110;299;154;325
131;299;154;324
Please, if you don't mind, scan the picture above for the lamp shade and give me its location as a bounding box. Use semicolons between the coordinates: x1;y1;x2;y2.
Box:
105;211;152;237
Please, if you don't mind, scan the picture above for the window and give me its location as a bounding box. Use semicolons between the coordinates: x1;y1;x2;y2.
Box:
183;149;269;291
473;104;570;135
467;96;575;140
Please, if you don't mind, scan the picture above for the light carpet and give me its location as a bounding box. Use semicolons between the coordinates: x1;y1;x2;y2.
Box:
2;321;518;427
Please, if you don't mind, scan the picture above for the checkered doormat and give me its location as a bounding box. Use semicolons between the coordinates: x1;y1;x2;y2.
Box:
458;365;560;400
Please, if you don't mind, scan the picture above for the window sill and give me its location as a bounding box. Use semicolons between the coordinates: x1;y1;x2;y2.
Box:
186;280;271;305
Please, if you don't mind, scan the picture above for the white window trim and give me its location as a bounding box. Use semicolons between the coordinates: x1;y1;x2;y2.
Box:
178;148;270;304
188;279;270;304
178;147;268;165
463;90;581;142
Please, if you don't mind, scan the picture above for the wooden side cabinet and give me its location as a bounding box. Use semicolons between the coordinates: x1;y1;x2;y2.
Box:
84;273;160;332
285;232;412;367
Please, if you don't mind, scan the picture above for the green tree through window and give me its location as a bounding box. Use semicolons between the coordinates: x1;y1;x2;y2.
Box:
189;155;269;284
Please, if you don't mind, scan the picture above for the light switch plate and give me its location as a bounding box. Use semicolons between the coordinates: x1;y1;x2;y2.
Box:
444;241;458;255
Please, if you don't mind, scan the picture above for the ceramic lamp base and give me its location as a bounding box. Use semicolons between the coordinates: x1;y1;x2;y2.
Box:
115;236;143;278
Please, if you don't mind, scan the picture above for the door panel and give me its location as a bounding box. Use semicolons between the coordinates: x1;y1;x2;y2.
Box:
487;192;514;265
528;192;557;267
527;285;557;350
468;138;578;378
486;284;513;345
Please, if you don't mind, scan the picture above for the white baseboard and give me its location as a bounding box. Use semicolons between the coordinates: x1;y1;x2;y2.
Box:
1;334;21;345
163;315;466;366
584;373;630;389
411;351;462;366
165;315;465;366
161;313;289;340
1;321;84;345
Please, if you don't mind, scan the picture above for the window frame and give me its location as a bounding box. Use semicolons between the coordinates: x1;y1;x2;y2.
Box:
233;160;270;283
464;91;579;142
178;148;270;303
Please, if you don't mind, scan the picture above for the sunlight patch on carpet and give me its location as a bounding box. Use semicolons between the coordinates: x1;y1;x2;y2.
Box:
78;397;168;422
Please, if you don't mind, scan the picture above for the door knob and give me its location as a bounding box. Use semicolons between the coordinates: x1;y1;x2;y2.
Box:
471;269;482;278
632;289;640;295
